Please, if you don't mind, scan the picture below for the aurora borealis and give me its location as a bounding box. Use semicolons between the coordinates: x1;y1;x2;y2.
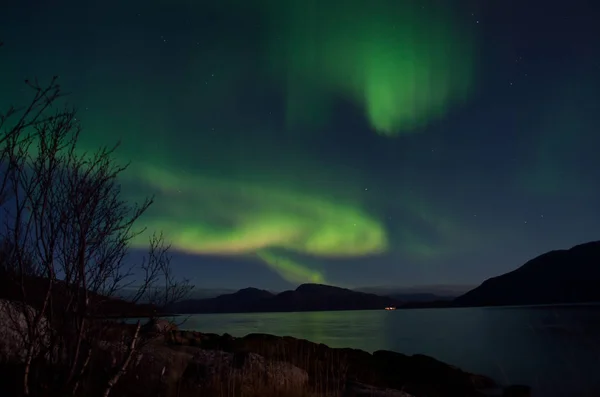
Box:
2;0;600;290
263;0;475;135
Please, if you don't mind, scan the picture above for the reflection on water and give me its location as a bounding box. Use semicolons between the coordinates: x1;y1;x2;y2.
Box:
181;305;600;397
185;310;388;352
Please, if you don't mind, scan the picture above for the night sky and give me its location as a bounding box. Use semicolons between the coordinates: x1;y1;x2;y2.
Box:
1;0;599;291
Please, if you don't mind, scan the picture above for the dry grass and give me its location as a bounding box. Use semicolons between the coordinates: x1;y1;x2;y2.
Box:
0;323;372;397
164;331;352;396
174;370;331;397
115;337;350;397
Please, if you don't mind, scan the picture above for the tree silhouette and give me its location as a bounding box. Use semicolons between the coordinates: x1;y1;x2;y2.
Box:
0;49;191;397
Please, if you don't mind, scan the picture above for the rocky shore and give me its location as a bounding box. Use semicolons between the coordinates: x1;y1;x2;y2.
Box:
0;299;531;397
107;320;531;397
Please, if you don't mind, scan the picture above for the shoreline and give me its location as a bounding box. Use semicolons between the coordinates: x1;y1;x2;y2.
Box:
148;325;528;397
95;312;182;319
165;300;600;316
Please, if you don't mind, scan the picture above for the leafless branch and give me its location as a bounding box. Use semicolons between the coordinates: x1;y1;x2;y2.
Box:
0;57;191;397
102;321;141;397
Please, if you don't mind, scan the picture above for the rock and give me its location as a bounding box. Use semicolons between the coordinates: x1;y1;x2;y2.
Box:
96;324;510;397
344;381;415;397
371;350;497;397
168;331;499;397
143;318;177;334
113;344;195;397
181;349;308;394
503;385;531;397
113;343;307;397
0;299;49;362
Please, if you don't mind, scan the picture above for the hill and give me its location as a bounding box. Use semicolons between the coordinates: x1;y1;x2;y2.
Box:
355;285;472;301
454;241;600;307
0;269;158;318
169;283;398;314
172;287;275;313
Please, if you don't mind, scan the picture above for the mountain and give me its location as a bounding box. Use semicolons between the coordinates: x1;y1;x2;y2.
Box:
355;285;473;301
118;287;242;301
0;270;158;318
169;283;398;314
172;287;275;313
454;241;600;307
187;288;241;299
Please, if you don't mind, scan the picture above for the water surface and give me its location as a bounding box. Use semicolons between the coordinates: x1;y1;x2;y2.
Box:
180;305;600;397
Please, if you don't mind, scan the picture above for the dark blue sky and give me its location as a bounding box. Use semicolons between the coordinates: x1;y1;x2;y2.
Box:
1;0;599;291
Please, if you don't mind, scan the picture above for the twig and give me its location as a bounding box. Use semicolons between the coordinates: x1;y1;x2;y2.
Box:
102;321;141;397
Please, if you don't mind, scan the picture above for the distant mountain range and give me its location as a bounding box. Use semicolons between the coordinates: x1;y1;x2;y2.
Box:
355;284;474;298
184;286;468;302
354;286;469;303
169;283;398;313
170;240;600;314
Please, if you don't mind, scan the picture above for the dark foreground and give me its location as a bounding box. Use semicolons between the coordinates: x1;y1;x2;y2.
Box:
108;322;527;397
0;318;531;397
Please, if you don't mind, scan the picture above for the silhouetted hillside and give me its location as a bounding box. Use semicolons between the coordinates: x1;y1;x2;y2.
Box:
172;287;275;313
169;283;399;314
355;285;471;301
388;293;454;303
183;288;240;300
454;241;600;307
0;269;158;318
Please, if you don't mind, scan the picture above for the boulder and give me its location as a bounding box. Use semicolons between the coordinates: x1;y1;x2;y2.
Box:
142;318;178;335
106;344;195;397
181;349;308;394
371;350;496;396
113;343;308;397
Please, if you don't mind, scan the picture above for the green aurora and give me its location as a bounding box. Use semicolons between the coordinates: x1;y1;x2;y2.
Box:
3;0;599;289
263;0;475;135
3;1;478;284
126;163;387;283
111;0;473;283
90;1;475;284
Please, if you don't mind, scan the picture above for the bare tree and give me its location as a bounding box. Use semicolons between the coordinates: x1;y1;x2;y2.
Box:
0;70;191;396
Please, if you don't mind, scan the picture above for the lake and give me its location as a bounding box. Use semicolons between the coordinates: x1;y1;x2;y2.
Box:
178;305;600;397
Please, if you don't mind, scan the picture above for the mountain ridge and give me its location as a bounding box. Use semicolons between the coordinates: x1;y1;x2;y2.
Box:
169;283;399;313
172;240;600;314
453;240;600;307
